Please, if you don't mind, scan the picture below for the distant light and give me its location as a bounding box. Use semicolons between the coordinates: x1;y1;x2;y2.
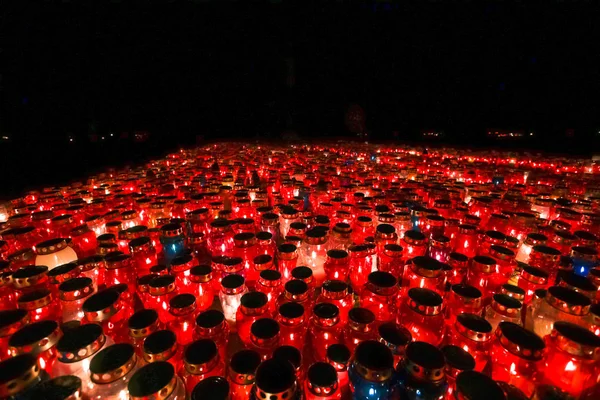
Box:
69;138;73;142
530;132;534;136
1;136;9;140
110;133;114;137
101;137;105;140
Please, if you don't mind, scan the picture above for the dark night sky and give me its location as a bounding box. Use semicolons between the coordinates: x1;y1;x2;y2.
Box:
1;1;600;195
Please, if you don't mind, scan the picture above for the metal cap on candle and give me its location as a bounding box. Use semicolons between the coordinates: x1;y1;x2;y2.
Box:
191;376;230;400
90;343;137;384
169;293;197;316
170;254;195;273
57;323;106;363
278;243;298;260
82;287;122;321
196;310;227;337
148;275;176;296
441;344;475;379
377;322;412;359
353;340;394;382
9;320;62;356
491;294;522;317
12;265;48;289
240;292;268;315
551;321;600;360
404;230;426;245
254;358;297;400
520;265;549;285
17;288;53;310
250;318;280;347
455;314;492;342
471;255;497;273
402;341;446;382
407;288;443;315
128;236;152;253
557;271;597;298
366;271;398;296
409;256;443;277
48;262;80;285
190;265;213;283
496;322;544;360
546;286;591;316
129;362;177;400
125;225;149;240
184;338;220;374
500;283;525;302
0;354;41;397
128;309;160;339
455;370;505;400
34;237;70;255
221;274;246;295
77;255;105;273
229;349;261;385
104;252;133;270
143;330;178;363
322;280;350;301
307;362;338;397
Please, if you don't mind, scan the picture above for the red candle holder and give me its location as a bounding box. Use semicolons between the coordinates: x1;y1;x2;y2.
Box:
128;308;161;357
359;271;398;323
82;286;133;343
452;224;478;258
47;261;80;295
484;294;523;331
228;349;261;400
142;329;181;372
518;265;550;304
528;245;562;276
168;293;199;346
104;253;136;294
444;313;493;372
9;319;62;373
323;250;349;282
70;224;98;257
309;303;342;362
277;243;298;281
273;344;305;383
401;256;445;297
180;339;225;394
342;307;376;353
0;309;29;361
305;362;341;400
236;291;270;346
401;230;428;259
256;270;282;313
466;255;504;301
489;322;545;397
378;243;404;276
147;275;177;324
189;264;215;312
353;216;374;245
441;344;475;399
8;249;36;273
326;344;351;398
170;254;196;294
249;318;280;361
397;287;444;346
17;288;60;323
541;321;600;398
12;265;49;298
347;244;371;293
277;302;307;349
478;230;506;256
318;280;353;325
446;252;469;285
194;309;229;362
128;237;157;275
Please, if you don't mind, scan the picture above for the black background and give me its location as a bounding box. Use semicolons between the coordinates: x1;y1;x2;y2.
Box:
2;1;600;197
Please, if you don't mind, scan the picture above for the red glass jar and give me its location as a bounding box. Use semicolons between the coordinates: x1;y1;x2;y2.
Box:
233;232;259;272
278;243;299;282
256;231;276;256
305;362;341;400
142;329;181;372
490;322;545;397
291;266;316;295
348;244;372;293
273;345;304;383
170;254;196;294
8;248;36;273
70;224;98;257
189;265;215;312
147;275;177;324
401;255;445;297
444;313;493;372
353;216;374;245
77;255;104;289
518;265;551;304
206;219;234;258
277;302;307;349
343;307;376;354
9;319;62;374
508;212;537;242
376;322;412;368
247;254;274;289
168;293;199;346
452;224;478;258
446;252;469;285
323;250;350;282
128;309;161;357
17;288;60;323
445;284;484;328
237;292;270;346
515;233;549;264
0;309;29;361
551;230;577;255
454;370;506;400
427;235;451;263
82;286;133;343
136;273;158;307
360;271;398;323
378;244;404;277
478;230;507;257
128;237;157;275
467;255;505;301
398;288;444;346
318;280;352;323
309;303;342;362
249;318;280;361
229;349;262;400
484;294;523;331
256;270;282;313
541;321;600;398
181;339;225;394
12;265;49;297
529;245;562;276
325;343;352;398
104;253;136;294
195;310;230;362
401;230;428;259
441;344;475;399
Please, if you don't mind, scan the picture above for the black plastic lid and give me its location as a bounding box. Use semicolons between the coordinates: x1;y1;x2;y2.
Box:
441;345;475;371
191;264;212;276
230;349;261;374
30;375;82;400
455;370;506;400
185;339;218;364
327;249;348;259
548;286;591;307
406;341;445;369
48;262;79;278
13;265;48;279
0;354;37;385
493;294;522;310
554;321;600;347
0;309;28;332
451;284;482;299
457;314;492;333
254;358;296;395
278;302;304;319
313;302;339;319
57;323;103;353
498;322;545;351
170;293;196;309
90;343;135;374
273;345;302;369
128;362;174;398
355;340;394;370
196;310;225;329
291;266;312;280
322;280;348;293
241;291;268;309
307;362;337;388
260;269;281;281
221;274;245;289
285;279;308;295
191;376;230;400
82;288;119;312
144;330;176;354
367;271;397;287
408;288;443;306
348;307;375;325
376;224;396;235
128;309;159;330
404;230;426;241
378;322;412;348
558;271;597;292
412;256;442;271
148;274;175;288
9;320;57;347
250;318;279;339
327;343;351;364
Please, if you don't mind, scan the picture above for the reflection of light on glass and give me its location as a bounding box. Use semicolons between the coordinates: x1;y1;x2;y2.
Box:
510;363;517;375
565;361;576;371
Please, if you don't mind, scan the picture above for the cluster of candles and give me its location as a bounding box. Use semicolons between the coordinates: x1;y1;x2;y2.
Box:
0;142;599;400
